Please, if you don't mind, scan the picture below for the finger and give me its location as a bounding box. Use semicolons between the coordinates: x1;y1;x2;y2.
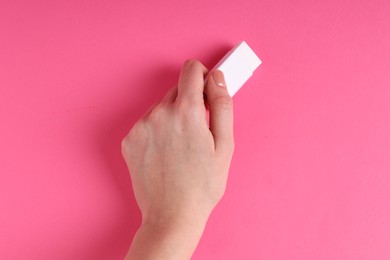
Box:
205;70;234;153
176;59;208;105
161;85;178;104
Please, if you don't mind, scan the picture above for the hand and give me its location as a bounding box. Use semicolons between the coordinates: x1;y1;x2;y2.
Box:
121;59;234;260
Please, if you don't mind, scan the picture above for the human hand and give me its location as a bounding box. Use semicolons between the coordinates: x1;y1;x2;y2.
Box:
121;60;234;259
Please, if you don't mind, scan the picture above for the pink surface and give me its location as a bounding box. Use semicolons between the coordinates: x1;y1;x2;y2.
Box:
1;1;390;259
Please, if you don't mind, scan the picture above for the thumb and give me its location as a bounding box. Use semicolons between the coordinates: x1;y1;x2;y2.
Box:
205;70;234;154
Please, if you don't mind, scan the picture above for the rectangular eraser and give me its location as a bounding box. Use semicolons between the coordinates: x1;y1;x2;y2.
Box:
210;41;262;96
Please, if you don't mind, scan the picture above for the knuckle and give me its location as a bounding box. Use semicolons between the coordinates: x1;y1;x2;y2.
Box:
122;121;145;145
228;139;235;155
121;136;128;149
122;129;136;148
177;98;198;110
220;185;227;198
121;121;148;156
121;134;132;155
176;100;203;119
212;184;227;204
147;103;167;123
213;96;233;110
217;140;235;162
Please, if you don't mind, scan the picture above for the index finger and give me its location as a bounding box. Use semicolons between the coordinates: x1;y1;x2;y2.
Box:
176;59;208;105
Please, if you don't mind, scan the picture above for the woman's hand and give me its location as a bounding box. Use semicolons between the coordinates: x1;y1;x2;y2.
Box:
122;60;234;260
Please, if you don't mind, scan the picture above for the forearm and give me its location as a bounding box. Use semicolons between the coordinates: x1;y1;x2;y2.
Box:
125;216;208;260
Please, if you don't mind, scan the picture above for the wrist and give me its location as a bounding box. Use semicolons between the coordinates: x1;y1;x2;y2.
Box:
141;209;209;238
126;212;209;260
141;201;212;231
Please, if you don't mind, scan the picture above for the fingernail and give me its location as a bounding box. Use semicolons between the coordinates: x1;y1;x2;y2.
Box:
212;70;226;88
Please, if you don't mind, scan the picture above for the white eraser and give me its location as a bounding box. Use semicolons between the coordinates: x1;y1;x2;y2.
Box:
210;41;262;96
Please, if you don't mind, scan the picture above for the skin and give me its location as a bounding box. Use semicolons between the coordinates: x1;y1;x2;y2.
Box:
121;59;234;260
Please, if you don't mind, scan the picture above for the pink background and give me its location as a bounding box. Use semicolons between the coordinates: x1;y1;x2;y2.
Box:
1;0;389;259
